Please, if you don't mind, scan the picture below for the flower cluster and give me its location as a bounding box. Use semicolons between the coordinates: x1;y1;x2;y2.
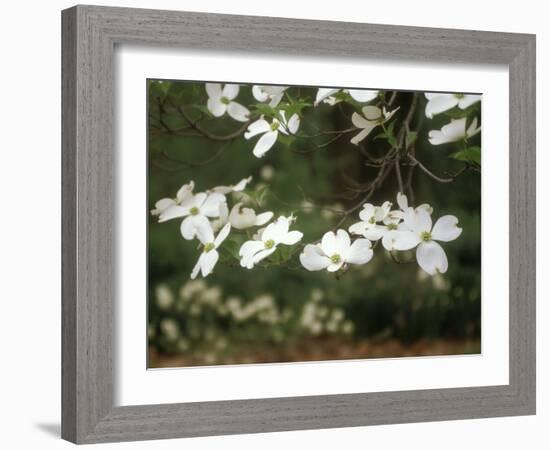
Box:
153;180;461;277
205;84;401;158
425;92;481;145
152;177;303;279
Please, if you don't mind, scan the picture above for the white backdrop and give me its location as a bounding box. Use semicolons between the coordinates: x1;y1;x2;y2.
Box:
0;1;546;449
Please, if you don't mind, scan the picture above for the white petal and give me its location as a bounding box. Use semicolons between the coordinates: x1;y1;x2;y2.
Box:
413;209;433;234
427;130;448;146
348;221;368;236
431;215;462;242
392;230;421;251
229;203;257;229
152;198;176;215
214;223;232;248
252;85;269;102
425;94;458;118
381;231;398;250
458;95;481;110
466;117;481;138
158;205;188;222
207;98;226;117
397;192;408;211
227;102;250;122
252;130;278;158
239;240;265;258
448;118;469;140
279;230;303;245
362;105;382;121
350;127;373;145
383;107;399;121
416;203;433;215
190;254;203;280
205;83;222;100
286;114;300;134
351;111;371;129
239;240;265;269
416;241;448;275
232;176;252;192
252;247;277;265
218;202;229;223
320;231;339;256
358;204;376;222
300;244;331;271
436;118;467;144
315;88;339;105
222;84;239;100
254;211;274;226
180;215;211;240
245;119;271;140
348;89;378;103
327;261;344;272
269;92;284;108
362;227;384;241
176;181;195;203
200;250;219;277
196;219;215;245
374;201;391;222
262;216;290;243
201;193;226;217
346;238;373;265
335;229;351;256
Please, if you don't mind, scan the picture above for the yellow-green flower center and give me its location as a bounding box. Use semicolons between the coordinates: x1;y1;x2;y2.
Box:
421;231;432;241
387;223;398;230
190;206;199;215
270;120;280;131
220;96;230;105
330;254;341;264
368;217;376;224
204;243;215;253
264;239;275;249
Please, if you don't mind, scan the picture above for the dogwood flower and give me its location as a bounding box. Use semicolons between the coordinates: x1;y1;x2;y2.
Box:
244;111;300;158
229;202;273;230
314;88;379;106
350;106;399;145
393;209;462;275
211;177;252;194
252;85;287;107
205;83;250;122
158;192;226;240
239;216;303;269
300;230;373;272
395;191;433;216
425;93;481;119
348;201;392;240
150;181;194;216
428;117;481;145
191;223;231;279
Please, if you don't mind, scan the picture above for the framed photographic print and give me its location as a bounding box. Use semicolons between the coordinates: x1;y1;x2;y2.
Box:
62;5;536;444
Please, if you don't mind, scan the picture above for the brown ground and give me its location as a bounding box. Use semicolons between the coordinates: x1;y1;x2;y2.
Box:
149;337;481;368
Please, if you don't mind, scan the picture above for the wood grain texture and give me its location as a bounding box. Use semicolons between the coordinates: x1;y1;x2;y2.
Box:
61;4;536;444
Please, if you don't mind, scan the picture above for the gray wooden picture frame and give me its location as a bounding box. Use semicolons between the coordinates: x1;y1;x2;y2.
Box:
61;4;536;444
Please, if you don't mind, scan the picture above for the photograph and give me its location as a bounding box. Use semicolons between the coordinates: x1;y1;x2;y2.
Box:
147;80;482;368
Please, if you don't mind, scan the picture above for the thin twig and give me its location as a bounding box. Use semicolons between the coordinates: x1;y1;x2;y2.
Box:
407;154;459;183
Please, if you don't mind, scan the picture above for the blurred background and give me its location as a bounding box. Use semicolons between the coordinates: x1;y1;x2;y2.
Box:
147;80;481;368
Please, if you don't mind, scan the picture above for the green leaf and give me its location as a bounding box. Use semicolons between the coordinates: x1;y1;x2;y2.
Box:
449;146;481;166
406;131;418;147
282;101;311;117
220;240;241;260
253;104;277;116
